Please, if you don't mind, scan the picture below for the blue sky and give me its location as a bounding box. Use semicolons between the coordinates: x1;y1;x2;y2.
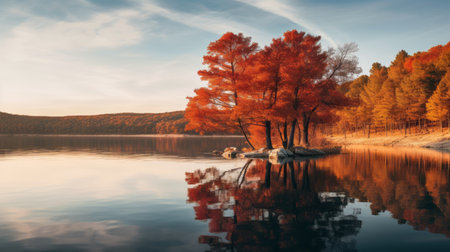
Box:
0;0;448;116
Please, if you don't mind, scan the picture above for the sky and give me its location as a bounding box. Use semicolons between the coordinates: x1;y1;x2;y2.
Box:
0;0;449;116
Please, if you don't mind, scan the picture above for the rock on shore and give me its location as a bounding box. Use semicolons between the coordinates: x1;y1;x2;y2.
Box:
269;148;294;159
222;147;242;159
221;146;341;160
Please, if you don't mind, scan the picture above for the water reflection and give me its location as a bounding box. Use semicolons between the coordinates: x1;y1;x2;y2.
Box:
319;146;450;237
186;160;361;251
186;147;450;251
0;136;247;251
0;135;246;157
1;137;449;251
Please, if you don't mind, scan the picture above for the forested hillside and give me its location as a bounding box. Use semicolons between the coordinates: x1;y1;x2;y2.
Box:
0;111;195;134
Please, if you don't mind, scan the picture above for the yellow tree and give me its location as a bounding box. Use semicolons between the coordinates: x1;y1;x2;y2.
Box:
435;47;450;74
338;75;368;134
386;50;409;134
396;75;427;131
388;50;409;84
373;79;397;135
360;63;388;137
426;72;450;131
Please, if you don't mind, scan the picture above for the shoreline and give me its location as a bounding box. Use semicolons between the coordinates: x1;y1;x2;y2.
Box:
327;131;450;151
0;134;244;138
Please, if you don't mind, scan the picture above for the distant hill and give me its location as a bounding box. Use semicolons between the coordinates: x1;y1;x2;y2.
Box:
0;111;196;135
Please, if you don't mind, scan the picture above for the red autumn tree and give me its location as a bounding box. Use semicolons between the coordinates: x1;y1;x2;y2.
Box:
282;35;359;146
186;30;360;149
185;32;258;148
281;30;328;148
242;37;291;149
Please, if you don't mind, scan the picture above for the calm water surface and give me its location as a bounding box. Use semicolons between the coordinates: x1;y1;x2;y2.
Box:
0;136;449;251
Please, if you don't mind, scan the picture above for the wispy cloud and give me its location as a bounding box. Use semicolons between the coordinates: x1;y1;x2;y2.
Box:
234;0;338;47
138;0;269;41
0;1;206;115
3;10;143;61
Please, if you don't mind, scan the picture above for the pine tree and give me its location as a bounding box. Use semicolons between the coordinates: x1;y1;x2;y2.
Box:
426;72;450;131
388;50;409;84
374;80;397;135
359;63;388;136
396;76;427;123
338;75;369;133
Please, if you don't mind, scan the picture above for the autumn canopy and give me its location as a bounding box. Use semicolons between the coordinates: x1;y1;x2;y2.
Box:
186;30;450;149
185;30;360;149
339;42;450;135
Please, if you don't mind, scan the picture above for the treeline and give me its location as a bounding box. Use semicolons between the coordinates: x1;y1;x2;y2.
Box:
0;111;194;134
338;42;450;135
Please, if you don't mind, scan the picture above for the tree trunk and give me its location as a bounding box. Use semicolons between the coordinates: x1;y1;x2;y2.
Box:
283;121;288;148
368;124;371;139
287;119;297;149
424;118;427;132
265;120;273;149
277;124;287;149
301;113;310;146
440;120;443;132
385;122;387;136
238;118;255;150
404;121;407;136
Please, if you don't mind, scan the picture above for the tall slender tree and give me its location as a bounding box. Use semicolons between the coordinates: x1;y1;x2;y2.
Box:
281;30;328;148
426;72;450;131
243;38;289;149
359;63;388;137
185;32;258;148
374;79;397;135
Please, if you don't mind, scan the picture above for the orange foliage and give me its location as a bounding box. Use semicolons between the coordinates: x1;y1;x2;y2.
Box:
186;30;353;148
404;42;450;72
185;32;258;136
339;41;450;135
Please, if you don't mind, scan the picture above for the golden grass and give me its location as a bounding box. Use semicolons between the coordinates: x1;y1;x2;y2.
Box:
328;130;450;149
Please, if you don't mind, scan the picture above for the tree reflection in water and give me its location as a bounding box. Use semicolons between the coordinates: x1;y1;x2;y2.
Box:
186;147;450;251
186;159;362;251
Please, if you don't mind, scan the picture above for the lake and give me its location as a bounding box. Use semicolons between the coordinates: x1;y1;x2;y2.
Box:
0;135;449;251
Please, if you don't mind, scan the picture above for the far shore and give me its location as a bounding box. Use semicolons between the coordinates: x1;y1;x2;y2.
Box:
0;134;244;138
327;131;450;151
